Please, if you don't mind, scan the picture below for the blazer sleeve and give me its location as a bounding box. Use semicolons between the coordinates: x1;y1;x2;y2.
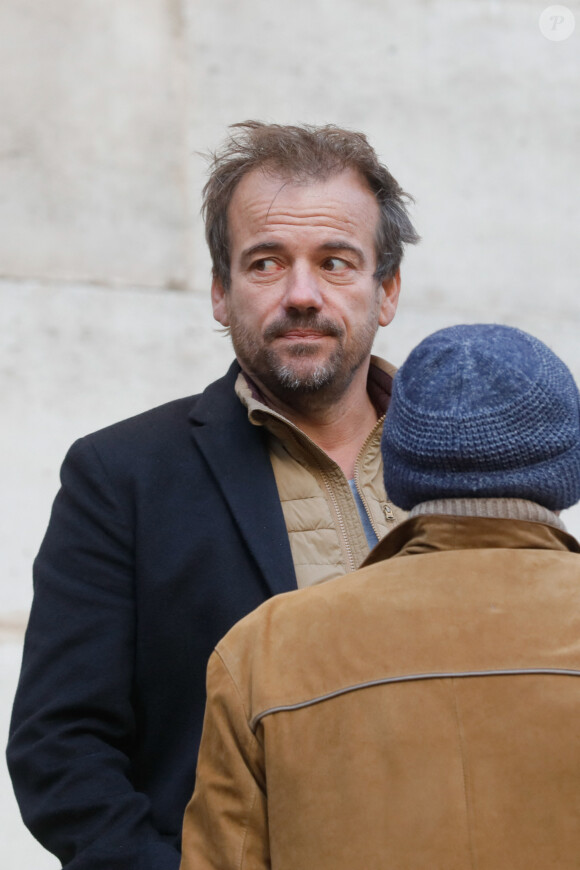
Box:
6;436;180;870
180;651;270;870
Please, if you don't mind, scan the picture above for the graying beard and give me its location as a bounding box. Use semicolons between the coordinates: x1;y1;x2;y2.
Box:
275;362;333;392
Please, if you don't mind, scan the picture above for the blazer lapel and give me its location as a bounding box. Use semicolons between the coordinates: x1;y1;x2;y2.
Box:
189;362;297;597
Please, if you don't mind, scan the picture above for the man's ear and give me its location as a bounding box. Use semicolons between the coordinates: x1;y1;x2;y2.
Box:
378;270;401;327
211;277;230;327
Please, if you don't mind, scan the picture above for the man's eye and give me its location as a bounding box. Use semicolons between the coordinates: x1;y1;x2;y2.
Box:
252;258;279;273
323;257;349;273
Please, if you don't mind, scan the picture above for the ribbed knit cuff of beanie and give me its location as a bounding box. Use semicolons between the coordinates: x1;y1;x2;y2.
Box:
408;497;567;532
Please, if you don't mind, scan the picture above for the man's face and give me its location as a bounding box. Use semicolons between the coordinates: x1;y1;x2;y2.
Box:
211;167;400;404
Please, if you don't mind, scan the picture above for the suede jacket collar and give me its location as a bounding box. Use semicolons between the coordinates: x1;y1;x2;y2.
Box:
362;513;580;567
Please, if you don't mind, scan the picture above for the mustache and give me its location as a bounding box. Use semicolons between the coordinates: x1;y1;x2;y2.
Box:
263;315;343;341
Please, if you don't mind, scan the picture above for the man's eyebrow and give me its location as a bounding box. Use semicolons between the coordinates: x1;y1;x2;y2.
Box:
319;241;365;261
241;240;366;263
240;242;283;262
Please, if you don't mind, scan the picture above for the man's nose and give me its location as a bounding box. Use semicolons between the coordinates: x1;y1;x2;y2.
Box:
282;264;323;311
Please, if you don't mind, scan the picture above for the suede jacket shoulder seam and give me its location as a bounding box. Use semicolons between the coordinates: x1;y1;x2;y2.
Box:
249;667;580;732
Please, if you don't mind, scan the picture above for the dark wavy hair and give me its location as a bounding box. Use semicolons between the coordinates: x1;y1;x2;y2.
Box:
202;121;420;289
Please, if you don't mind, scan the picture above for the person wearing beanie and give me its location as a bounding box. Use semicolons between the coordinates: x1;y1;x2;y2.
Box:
180;324;580;870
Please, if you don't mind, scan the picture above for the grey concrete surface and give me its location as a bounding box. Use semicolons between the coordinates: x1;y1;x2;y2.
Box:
0;0;188;288
1;0;579;865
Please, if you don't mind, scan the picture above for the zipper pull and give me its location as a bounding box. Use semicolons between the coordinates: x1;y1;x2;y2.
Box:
383;502;395;522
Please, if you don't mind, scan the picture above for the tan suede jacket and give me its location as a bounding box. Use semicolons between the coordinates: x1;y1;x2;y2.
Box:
181;515;580;870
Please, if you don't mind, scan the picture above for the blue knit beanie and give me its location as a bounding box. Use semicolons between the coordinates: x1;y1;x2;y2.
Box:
382;324;580;511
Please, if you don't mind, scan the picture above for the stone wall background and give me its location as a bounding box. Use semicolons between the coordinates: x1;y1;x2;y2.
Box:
1;1;579;865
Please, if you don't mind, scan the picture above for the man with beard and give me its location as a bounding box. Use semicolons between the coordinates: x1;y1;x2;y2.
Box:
7;122;419;870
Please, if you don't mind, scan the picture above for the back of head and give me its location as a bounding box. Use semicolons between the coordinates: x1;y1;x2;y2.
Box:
383;324;580;511
202;120;419;289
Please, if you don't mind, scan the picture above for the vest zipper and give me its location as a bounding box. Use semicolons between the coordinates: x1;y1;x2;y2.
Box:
320;470;357;572
353;415;396;537
383;502;395;521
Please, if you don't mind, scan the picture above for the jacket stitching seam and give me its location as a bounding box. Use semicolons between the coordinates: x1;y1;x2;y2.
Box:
451;678;478;870
216;649;255;734
249;668;580;731
237;782;259;870
213;651;266;868
83;439;133;530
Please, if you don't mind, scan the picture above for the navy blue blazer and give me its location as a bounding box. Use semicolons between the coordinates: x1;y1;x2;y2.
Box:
7;362;297;870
